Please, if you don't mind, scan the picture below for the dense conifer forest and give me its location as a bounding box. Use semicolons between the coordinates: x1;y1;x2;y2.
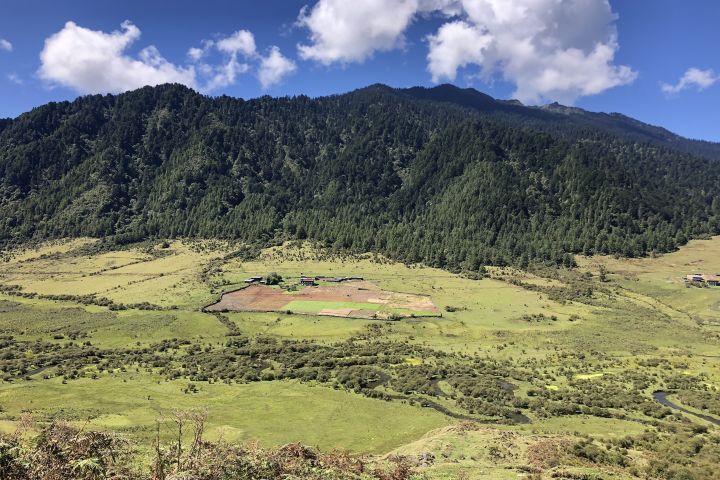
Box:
1;83;719;268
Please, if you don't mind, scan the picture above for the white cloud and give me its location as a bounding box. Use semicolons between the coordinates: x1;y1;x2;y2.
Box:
0;38;11;52
39;21;196;94
259;46;297;89
504;37;637;104
216;30;256;57
204;56;250;91
38;22;292;94
7;73;22;85
427;21;490;82
297;0;637;104
198;30;257;91
662;68;718;94
188;40;214;62
188;47;205;62
438;0;637;104
297;0;422;64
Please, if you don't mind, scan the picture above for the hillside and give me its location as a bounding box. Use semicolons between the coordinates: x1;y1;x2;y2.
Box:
1;83;720;268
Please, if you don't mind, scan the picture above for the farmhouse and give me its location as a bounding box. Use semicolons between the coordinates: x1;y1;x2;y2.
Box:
300;276;317;286
684;273;720;286
686;274;704;283
244;276;263;284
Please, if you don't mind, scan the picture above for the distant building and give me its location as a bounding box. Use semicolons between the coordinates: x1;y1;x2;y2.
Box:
684;273;720;286
300;276;316;286
244;276;263;284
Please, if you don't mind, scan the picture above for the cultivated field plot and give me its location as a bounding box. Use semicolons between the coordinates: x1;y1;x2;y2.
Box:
204;280;440;319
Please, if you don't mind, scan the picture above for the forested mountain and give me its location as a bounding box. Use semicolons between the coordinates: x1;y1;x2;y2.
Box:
401;84;720;160
1;83;719;269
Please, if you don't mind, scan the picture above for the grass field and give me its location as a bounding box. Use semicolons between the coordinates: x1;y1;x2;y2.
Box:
0;295;228;348
0;239;599;353
1;238;719;478
0;373;449;454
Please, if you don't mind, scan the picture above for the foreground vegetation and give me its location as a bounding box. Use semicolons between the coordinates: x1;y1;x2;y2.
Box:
0;239;719;478
0;420;421;479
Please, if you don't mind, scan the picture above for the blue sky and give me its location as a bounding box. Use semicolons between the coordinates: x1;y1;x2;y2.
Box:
1;0;719;141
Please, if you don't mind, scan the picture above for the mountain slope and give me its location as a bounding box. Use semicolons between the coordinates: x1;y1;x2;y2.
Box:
1;83;719;268
399;84;720;160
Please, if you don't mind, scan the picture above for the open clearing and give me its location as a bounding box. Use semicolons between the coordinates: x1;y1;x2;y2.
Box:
204;280;440;319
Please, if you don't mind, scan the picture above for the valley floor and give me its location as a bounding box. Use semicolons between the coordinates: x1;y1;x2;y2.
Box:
0;238;719;479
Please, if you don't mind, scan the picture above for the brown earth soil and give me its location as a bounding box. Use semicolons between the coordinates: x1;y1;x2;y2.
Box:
204;280;439;318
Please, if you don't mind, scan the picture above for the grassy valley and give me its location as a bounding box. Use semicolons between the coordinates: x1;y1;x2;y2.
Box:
1;81;719;480
1;2;719;476
0;238;718;478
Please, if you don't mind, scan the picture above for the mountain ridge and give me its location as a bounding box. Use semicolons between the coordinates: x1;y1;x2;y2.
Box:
390;83;719;159
4;82;717;157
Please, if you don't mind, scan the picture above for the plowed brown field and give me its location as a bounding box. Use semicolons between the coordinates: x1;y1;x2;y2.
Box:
204;280;439;319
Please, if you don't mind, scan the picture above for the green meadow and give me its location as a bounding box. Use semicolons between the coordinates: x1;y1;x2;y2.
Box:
0;238;719;478
0;374;448;454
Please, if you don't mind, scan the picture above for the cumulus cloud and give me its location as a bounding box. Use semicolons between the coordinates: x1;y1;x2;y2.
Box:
297;0;421;64
187;40;214;62
427;21;490;82
0;38;12;51
39;21;196;93
39;22;296;94
188;47;205;62
297;0;637;104
216;30;256;57
259;46;297;89
437;0;637;104
196;30;257;91
502;36;637;104
661;68;718;94
203;55;250;91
